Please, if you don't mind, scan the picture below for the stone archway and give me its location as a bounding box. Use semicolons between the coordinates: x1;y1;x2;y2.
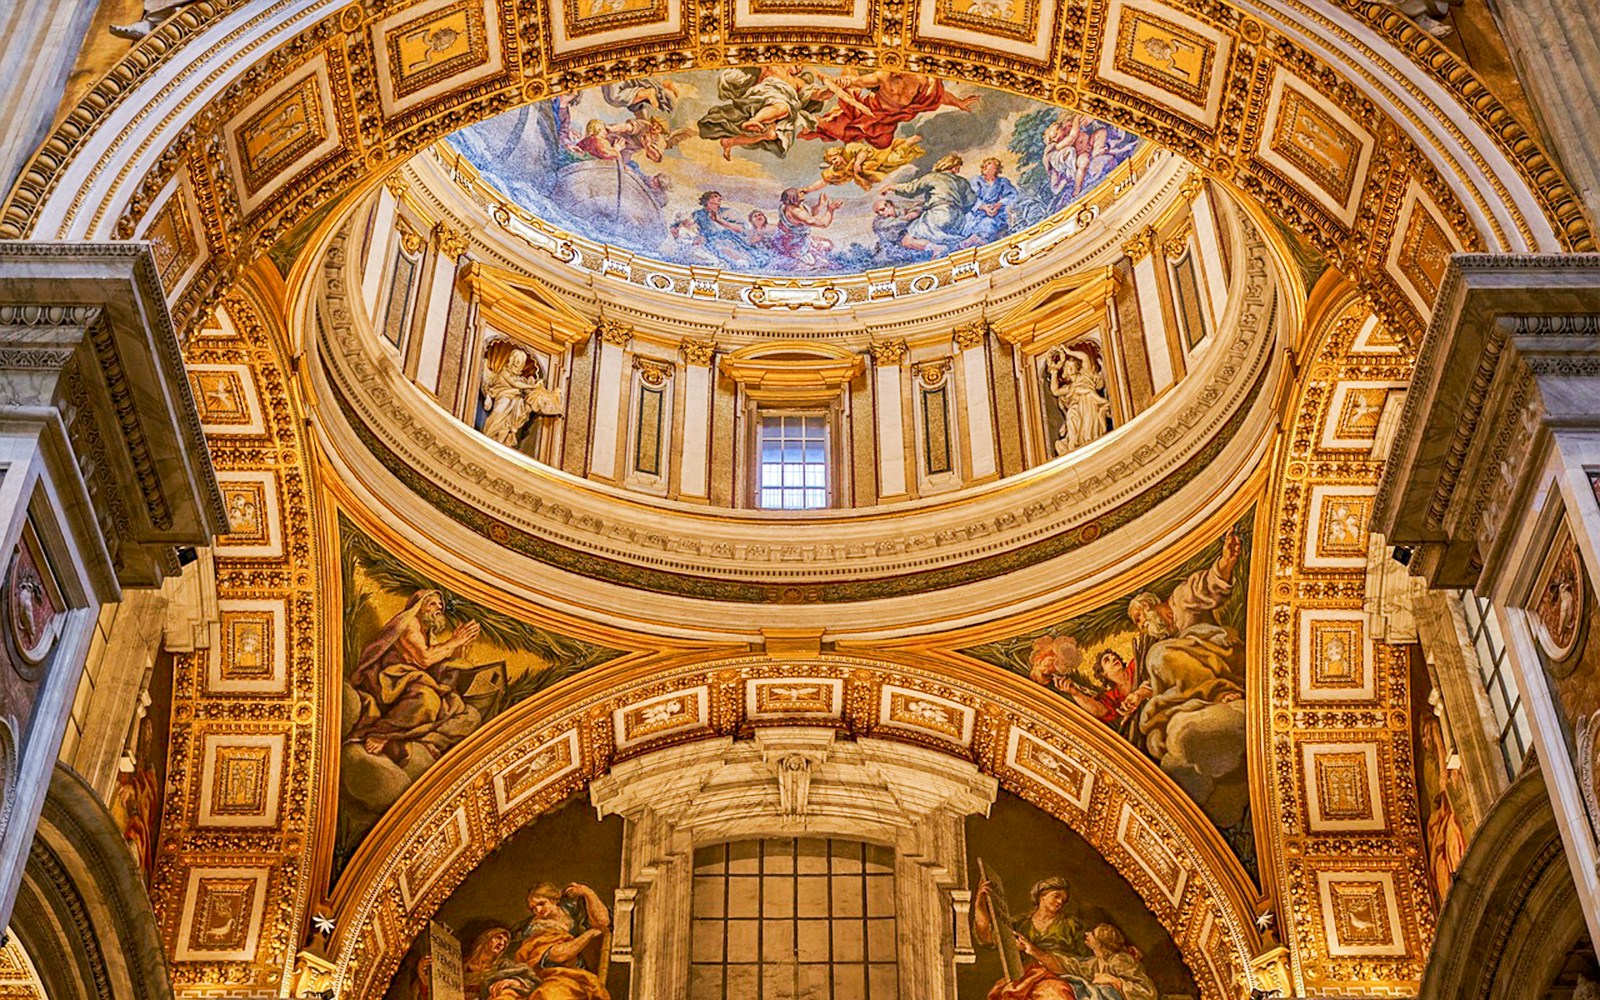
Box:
12;765;172;1000
330;651;1264;1000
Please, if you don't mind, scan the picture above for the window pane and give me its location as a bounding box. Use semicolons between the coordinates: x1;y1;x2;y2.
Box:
763;839;795;873
832;920;865;962
725;919;759;956
832;876;864;917
796;877;829;913
796;919;830;961
869;965;898;1000
693;878;726;918
865;877;894;917
689;965;723;1000
833;965;867;1000
796;839;829;874
763;963;795;1000
866;918;896;959
692;919;725;961
724;965;759;998
763;919;796;963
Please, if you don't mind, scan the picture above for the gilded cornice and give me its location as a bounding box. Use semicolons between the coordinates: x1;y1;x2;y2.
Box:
718;341;863;402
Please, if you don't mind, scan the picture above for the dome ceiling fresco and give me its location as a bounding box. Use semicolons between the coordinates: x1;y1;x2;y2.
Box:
445;68;1142;276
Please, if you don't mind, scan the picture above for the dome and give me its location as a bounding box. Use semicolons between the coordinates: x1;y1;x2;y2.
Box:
443;69;1145;279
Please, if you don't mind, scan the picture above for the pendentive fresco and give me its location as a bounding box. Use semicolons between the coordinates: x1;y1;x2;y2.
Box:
335;515;623;882
962;514;1256;877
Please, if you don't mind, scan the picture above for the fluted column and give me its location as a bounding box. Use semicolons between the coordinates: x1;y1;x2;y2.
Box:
1124;227;1175;394
0;0;96;195
413;224;467;394
1494;1;1600;228
677;340;715;500
589;319;632;481
953;322;997;481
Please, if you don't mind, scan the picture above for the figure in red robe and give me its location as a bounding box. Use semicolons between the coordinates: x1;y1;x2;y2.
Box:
804;70;977;149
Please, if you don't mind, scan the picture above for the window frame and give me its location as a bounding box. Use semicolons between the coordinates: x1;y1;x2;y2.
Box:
750;408;838;511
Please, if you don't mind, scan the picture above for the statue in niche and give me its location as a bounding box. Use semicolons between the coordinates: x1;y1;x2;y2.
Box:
480;340;563;448
1044;341;1111;456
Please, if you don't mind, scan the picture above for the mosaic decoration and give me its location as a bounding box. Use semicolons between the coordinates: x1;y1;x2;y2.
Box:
335;516;624;882
445;69;1139;276
961;513;1256;876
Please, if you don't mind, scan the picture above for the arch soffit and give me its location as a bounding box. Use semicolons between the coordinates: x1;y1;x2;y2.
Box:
334;650;1264;1000
0;0;1587;351
1419;767;1581;1000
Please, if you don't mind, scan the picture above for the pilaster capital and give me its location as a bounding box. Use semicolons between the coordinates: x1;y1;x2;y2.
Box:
1122;226;1160;262
596;318;633;347
679;339;717;366
952;320;989;350
869;339;908;366
434;224;469;261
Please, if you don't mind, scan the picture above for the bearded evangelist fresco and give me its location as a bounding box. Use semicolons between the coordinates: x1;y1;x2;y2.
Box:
962;515;1256;876
964;792;1196;1000
445;70;1141;276
386;799;629;1000
336;517;623;882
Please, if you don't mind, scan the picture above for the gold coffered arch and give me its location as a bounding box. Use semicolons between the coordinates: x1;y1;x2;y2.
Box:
330;650;1264;1000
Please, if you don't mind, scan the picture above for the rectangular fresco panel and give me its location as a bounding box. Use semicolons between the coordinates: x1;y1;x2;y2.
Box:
961;513;1256;875
335;515;623;882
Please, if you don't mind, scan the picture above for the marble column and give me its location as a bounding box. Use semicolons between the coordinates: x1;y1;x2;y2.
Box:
0;243;223;929
0;0;96;196
870;340;909;500
1375;253;1600;950
1492;2;1600;229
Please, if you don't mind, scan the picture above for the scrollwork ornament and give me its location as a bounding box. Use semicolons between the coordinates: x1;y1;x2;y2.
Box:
632;355;673;387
